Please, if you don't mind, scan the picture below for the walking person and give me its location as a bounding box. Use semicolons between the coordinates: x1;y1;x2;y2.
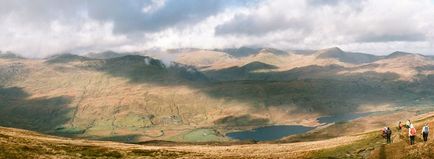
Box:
382;127;388;139
422;123;429;142
386;127;392;144
406;120;411;129
409;124;417;145
398;121;402;132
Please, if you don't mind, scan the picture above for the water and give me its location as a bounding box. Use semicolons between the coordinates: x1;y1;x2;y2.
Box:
226;112;372;141
317;112;372;124
226;125;315;141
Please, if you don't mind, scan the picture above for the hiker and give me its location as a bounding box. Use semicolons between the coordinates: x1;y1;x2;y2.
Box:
406;120;411;129
386;127;392;144
422;123;429;142
382;127;388;139
409;124;417;145
398;121;402;132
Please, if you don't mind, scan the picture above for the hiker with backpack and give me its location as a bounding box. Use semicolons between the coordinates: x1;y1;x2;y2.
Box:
422;123;429;142
382;127;388;139
406;120;411;129
386;127;392;144
398;121;402;132
409;124;417;145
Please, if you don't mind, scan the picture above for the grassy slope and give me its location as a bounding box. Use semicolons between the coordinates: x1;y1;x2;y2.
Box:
2;113;434;159
1;56;434;143
0;126;195;159
307;113;434;159
0;58;243;141
0;125;364;159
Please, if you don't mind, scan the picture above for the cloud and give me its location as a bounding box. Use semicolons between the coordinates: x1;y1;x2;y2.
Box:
86;0;235;33
0;0;434;57
0;0;253;57
215;0;434;54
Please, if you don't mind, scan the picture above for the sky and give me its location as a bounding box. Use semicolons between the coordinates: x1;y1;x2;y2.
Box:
0;0;434;57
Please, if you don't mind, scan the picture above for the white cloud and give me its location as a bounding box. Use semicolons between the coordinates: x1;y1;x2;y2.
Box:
0;13;128;58
0;0;433;57
142;0;166;13
216;0;434;54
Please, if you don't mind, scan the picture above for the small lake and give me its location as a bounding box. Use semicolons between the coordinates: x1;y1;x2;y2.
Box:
317;112;372;124
226;112;372;141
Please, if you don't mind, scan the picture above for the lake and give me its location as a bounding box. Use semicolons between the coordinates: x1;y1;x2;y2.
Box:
226;112;371;141
316;112;372;124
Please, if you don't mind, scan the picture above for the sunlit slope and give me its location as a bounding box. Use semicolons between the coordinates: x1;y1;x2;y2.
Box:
1;50;434;143
0;126;194;159
0;56;236;141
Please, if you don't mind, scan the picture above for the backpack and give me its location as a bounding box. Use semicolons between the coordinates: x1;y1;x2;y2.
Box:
423;126;429;133
410;127;416;136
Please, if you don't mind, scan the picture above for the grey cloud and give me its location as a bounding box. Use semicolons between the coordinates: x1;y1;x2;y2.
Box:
1;0;434;56
215;11;312;36
215;14;290;36
88;0;234;33
0;0;254;34
356;33;426;42
114;0;255;33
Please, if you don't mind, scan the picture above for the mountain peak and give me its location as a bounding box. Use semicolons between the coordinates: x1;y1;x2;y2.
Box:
257;48;287;56
386;51;416;59
316;47;380;64
316;47;345;58
45;53;90;64
0;51;24;59
320;47;344;53
241;61;278;71
87;51;130;59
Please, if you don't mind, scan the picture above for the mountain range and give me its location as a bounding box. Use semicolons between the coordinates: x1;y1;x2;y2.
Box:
1;47;434;143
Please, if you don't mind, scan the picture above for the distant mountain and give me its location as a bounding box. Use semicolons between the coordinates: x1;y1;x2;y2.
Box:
289;49;317;55
0;51;24;59
214;47;262;58
215;47;288;58
86;51;131;59
1;47;434;144
93;55;208;83
315;47;380;64
175;50;235;67
385;51;422;59
241;61;278;71
45;53;91;64
242;50;287;66
257;48;288;56
166;48;201;54
204;61;278;81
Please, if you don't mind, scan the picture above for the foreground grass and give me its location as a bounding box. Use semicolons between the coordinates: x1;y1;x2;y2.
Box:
307;114;434;159
307;132;382;159
0;127;193;159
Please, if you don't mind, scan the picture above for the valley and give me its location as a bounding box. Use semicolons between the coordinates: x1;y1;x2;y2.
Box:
1;47;434;144
3;1;434;158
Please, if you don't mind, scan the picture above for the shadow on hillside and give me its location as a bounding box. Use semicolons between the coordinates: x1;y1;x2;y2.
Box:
60;55;434;116
0;87;73;132
74;55;209;85
95;134;142;143
201;65;427;115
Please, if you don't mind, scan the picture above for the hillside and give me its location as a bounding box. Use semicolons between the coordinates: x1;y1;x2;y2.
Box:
0;125;372;158
1;48;434;145
86;51;131;59
2;112;434;158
